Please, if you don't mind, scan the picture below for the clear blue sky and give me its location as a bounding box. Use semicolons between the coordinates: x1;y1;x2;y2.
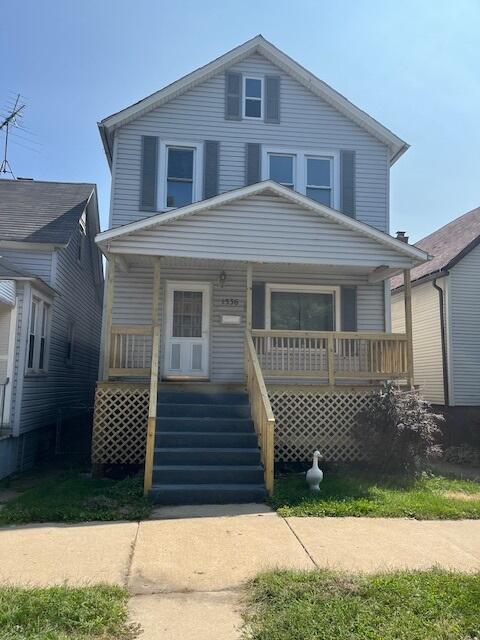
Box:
1;0;479;241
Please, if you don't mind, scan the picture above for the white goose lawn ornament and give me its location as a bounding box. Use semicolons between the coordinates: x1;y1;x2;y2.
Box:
306;451;323;492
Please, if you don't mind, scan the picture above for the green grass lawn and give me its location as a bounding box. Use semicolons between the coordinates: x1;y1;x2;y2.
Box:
0;585;138;639
0;469;152;525
270;471;480;519
244;569;480;640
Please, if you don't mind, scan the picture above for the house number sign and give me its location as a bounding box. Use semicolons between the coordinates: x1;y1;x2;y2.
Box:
220;298;240;307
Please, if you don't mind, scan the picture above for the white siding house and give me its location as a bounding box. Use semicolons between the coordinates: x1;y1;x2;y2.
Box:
93;36;428;502
0;180;104;477
391;207;480;408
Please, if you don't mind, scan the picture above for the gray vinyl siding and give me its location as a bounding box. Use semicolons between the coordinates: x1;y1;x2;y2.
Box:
448;245;480;406
110;194;411;268
111;53;389;231
112;260;385;383
0;249;52;284
15;231;103;434
0;280;15;305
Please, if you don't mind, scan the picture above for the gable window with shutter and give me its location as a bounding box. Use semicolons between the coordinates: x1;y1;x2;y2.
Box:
243;77;263;119
158;141;203;210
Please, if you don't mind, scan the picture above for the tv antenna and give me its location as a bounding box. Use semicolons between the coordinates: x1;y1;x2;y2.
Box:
0;94;26;179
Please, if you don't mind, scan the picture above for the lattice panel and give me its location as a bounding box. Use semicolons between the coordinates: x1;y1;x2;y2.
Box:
269;389;375;462
92;384;149;464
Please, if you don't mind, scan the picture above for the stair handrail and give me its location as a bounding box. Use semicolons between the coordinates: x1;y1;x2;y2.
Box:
245;331;275;495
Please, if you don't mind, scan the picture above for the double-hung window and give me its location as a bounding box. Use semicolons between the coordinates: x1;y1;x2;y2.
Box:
263;148;338;208
26;292;51;374
243;77;263;119
160;142;203;210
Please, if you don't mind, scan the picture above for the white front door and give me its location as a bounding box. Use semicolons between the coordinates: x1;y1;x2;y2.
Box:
164;282;210;379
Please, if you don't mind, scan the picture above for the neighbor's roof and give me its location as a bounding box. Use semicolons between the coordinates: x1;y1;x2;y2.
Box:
391;207;480;290
98;35;408;166
0;179;95;245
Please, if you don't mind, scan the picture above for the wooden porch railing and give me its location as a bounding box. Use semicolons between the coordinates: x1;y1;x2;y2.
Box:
109;325;152;377
251;330;409;383
245;333;275;495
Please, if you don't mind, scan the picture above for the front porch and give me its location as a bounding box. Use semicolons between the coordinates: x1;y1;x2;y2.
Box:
92;254;415;498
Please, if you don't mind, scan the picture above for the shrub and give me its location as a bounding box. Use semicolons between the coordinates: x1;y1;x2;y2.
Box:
353;382;443;474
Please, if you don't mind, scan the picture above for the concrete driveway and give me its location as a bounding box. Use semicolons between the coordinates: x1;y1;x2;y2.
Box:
1;506;479;639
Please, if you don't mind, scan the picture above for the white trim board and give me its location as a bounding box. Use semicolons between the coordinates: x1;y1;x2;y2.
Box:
96;180;429;264
98;35;408;165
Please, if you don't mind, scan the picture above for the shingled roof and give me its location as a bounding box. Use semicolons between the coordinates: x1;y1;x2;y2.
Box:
0;179;95;244
391;207;480;290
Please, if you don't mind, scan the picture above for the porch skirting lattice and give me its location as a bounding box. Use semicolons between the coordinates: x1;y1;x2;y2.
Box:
92;383;148;464
268;387;375;462
91;382;375;466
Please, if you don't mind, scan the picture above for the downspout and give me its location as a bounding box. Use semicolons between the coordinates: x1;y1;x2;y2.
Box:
433;278;449;406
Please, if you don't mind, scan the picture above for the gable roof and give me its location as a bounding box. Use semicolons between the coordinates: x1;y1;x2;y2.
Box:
96;180;428;265
391;207;480;290
0;179;95;245
98;35;408;166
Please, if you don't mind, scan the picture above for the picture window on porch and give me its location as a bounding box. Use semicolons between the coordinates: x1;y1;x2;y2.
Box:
266;284;340;331
26;292;51;374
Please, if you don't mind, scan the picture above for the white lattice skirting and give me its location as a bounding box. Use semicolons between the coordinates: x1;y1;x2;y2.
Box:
269;388;375;462
92;384;148;464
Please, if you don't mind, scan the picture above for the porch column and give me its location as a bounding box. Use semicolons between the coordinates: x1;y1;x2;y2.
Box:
144;258;161;495
246;263;253;333
403;268;414;388
102;255;116;380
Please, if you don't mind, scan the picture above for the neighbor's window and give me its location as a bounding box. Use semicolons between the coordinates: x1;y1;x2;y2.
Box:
27;293;51;373
65;322;76;367
268;286;338;332
166;146;195;208
268;154;295;188
243;77;263;119
77;215;87;263
306;156;333;206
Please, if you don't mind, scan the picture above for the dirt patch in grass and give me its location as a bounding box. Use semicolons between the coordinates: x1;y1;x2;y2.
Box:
244;569;480;640
441;490;480;502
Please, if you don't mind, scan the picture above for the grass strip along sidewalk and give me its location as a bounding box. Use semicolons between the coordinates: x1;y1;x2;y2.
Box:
244;569;480;640
0;585;138;639
270;471;480;519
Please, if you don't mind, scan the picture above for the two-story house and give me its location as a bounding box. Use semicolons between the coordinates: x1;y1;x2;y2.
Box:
92;35;428;504
0;179;103;478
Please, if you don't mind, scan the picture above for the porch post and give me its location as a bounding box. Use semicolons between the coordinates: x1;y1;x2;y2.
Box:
403;268;414;388
144;258;162;495
102;255;116;380
246;263;253;333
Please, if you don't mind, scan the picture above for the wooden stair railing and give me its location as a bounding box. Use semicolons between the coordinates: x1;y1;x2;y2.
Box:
245;332;275;495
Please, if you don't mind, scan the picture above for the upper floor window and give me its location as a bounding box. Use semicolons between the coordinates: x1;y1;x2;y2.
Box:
159;141;203;210
65;321;76;367
27;292;51;374
243;77;263;119
77;213;87;264
263;147;339;208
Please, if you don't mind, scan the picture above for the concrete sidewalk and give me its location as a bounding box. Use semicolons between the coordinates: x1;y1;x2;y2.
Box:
1;506;479;639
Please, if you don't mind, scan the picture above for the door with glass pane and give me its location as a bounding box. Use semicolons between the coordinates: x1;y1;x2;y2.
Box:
164;282;210;378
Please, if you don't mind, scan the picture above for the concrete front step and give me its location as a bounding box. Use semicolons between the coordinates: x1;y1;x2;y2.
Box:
152;464;264;485
157;403;251;418
154;447;262;466
156;431;258;448
150;483;267;505
156;416;255;433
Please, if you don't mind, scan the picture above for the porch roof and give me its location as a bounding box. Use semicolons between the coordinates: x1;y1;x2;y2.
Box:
96;182;429;279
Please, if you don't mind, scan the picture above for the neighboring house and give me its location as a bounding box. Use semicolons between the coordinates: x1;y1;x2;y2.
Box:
391;208;480;422
92;35;428;503
0;179;103;478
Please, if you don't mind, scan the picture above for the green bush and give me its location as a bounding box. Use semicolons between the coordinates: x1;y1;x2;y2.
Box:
353;383;443;474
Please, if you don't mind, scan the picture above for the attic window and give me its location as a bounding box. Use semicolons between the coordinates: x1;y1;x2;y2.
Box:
77;213;87;264
243;77;263;119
